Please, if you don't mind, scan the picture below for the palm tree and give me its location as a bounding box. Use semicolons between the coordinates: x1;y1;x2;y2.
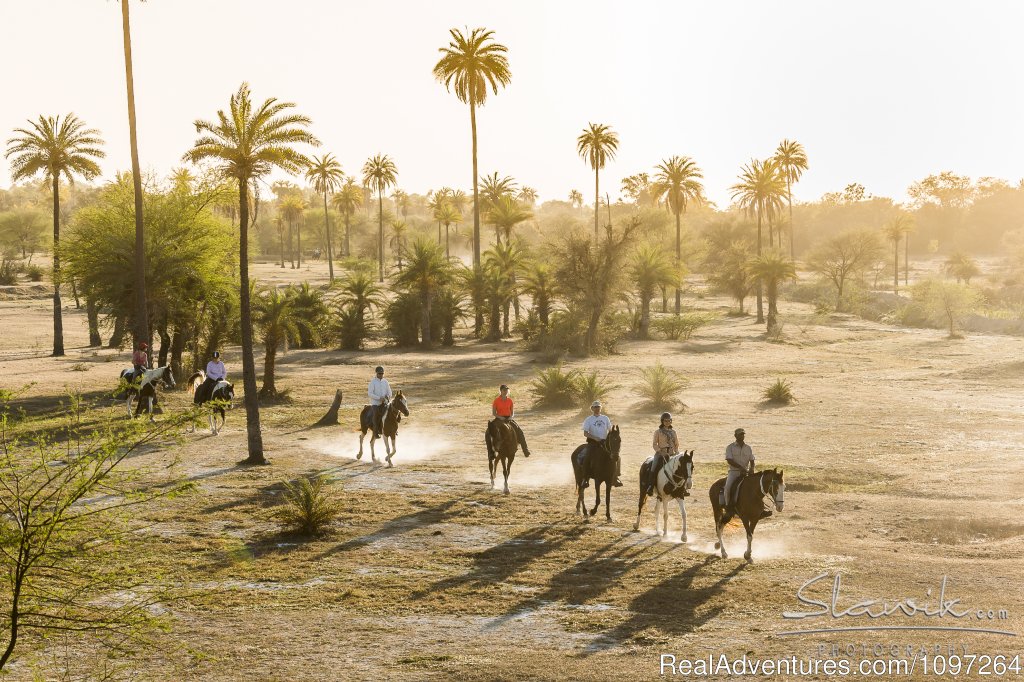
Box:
517;186;538;206
389;219;408;271
896;213;916;286
484;239;527;335
882;219;903;294
652;155;703;314
520;261;556;328
773;139;808;259
331;179;363;258
6;115;104;356
279;196;306;268
305;153;344;282
335;270;384;349
120;0;148;351
184;82;318;464
273;215;286;267
730;158;787;323
576;123;619;239
630;243;677;339
487;195;532;245
433;27;512;268
434;200;463;259
252;285;315;398
391;188;410;218
392;237;453;347
568;189;583;214
362;154;398;282
747;250;797;333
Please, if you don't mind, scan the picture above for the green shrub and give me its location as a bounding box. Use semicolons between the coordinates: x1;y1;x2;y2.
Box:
762;378;795;404
336;305;371;350
275;475;343;536
530;364;581;409
653;313;709;341
574;370;619;409
383;292;423;347
636;362;687;409
24;264;45;282
0;260;17;285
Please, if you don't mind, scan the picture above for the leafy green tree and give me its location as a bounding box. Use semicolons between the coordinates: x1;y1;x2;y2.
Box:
808;229;884;311
705;240;756;314
0;208;46;261
184;82;318;463
288;282;331;348
943;251;981;284
730;158;787;323
773;139;808;258
433;27;511;267
331;179;363;258
748;250;798;332
252;285;316;397
306;153;344;282
913;278;980;338
392;237;453;347
576;123;619;239
487;194;532;246
362;154;398;282
630;243;677;338
5;115;105;356
652;155;703;314
459;264;488;337
433;286;467;346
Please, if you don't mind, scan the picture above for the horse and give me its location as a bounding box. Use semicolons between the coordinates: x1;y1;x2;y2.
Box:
357;391;409;467
186;370;234;435
570;426;621;522
485;419;518;494
633;450;695;541
709;468;785;562
117;366;175;421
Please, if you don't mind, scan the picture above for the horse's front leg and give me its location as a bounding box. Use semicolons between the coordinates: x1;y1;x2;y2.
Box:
662;495;670;537
715;500;728;558
605;482;613;522
590;482;601;517
489;454;497;488
675;497;688;543
743;518;757;563
577;481;589;522
357;430;364;459
385;435;395;467
148;397;155;423
502;456;511;495
633;491;648;532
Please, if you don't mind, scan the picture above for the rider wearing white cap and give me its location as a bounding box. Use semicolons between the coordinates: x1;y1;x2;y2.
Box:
368;365;392;439
582;400;622;486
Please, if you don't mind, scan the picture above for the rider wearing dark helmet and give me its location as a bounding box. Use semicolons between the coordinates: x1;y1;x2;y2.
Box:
368;365;392;440
647;412;679;496
195;351;227;404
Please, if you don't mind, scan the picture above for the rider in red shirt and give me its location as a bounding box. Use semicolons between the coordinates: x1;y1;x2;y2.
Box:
131;342;149;382
491;384;531;457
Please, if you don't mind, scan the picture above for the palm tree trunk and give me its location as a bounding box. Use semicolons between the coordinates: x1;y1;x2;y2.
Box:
674;211;682;315
445;223;450;260
893;240;899;294
470;99;481;267
169;324;186;382
87;297;102;347
344;211;351;258
904;234;909;286
279;225;285;268
640;296;651;339
122;0;149;355
50;177;64;356
261;342;277;397
787;179;795;259
237;178;266;464
296;217;302;268
377;192;384;282
323;193;335;282
755;212;764;323
288;222;295;268
594;168;600;240
421;290;432;347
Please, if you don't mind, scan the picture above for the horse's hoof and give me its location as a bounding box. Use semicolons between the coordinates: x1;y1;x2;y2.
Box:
721;551;728;559
714;541;721;549
632;523;639;531
744;553;753;563
503;488;510;496
356;452;362;460
680;534;687;543
387;461;394;469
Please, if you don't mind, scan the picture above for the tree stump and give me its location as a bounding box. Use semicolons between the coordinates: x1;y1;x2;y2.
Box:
314;389;343;427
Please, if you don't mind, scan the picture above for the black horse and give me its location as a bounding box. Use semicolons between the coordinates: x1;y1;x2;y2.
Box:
117;366;175;421
186;370;234;435
710;468;785;562
485;419;518;494
570;426;622;522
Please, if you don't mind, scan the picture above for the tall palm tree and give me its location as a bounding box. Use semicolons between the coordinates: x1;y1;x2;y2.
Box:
433;27;511;267
486;194;532;245
773;139;808;259
882;219;903;294
730;158;787;323
331;179;363;258
569;189;584;214
184;82;318;464
434;200;463;259
652;155;703;314
362;154;398;282
517;186;538;206
897;213;916;286
576;123;619;239
391;188;409;218
389;219;408;271
484;239;527;335
279;196;305;269
393;237;453;347
305;153;344;282
429;187;452;243
630;243;677;339
6;115;104;356
747;250;797;333
120;0;148;351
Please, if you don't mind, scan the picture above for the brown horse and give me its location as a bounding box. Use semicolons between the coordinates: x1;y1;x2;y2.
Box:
485;419;518;494
570;426;621;522
709;468;785;562
357;391;409;467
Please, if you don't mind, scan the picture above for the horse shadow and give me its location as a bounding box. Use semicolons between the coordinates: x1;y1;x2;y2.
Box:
580;555;745;654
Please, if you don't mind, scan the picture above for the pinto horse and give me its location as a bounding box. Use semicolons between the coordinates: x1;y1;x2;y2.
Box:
186;370;234;435
634;450;695;541
357;391;409;467
710;468;785;562
570;426;621;522
117;366;175;421
485;419;518;494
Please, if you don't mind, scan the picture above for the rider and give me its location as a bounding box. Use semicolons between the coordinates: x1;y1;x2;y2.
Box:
491;384;531;457
648;412;679;496
722;427;755;522
131;341;149;383
368;365;392;440
195;351;226;404
582;400;621;487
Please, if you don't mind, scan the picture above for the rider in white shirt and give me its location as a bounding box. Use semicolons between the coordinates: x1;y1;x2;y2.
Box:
368;365;392;439
582;400;622;487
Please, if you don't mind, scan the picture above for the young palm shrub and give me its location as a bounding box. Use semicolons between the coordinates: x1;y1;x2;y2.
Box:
530;364;581;409
574;370;618;410
275;475;343;536
252;284;316;398
630;243;677;339
288;282;331;348
748;250;798;333
459;264;488;338
636;361;687;409
334;271;383;350
520;261;556;328
653;312;709;341
392;236;453;347
383;291;424;347
762;378;795;404
433;285;467;346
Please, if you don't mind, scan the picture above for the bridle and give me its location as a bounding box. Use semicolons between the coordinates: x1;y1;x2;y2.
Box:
758;472;784;508
666;454;693;490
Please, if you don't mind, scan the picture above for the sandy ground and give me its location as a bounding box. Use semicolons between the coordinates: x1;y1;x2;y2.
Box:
1;262;1023;681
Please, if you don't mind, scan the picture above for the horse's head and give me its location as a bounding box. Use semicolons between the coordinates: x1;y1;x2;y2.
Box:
393;391;410;418
605;425;621;460
680;449;694;491
159;366;176;389
766;468;785;512
221;382;235;406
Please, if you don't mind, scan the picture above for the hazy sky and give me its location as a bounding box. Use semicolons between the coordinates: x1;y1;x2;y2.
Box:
2;0;1022;207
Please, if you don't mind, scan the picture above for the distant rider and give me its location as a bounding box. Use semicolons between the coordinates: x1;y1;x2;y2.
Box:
722;427;755;522
582;401;622;487
195;351;226;404
491;384;531;457
368;365;392;440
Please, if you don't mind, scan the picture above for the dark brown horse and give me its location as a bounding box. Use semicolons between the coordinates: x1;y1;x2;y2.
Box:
709;468;785;562
485;419;518;494
570;426;621;522
357;391;409;467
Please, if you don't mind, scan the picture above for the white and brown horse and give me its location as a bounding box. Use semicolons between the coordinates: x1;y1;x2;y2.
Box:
634;450;695;541
186;370;234;435
357;391;409;467
117;366;175;421
710;468;785;562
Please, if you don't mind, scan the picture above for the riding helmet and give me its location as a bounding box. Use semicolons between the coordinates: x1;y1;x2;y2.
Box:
140;342;148;350
661;412;672;422
212;351;220;358
375;365;384;373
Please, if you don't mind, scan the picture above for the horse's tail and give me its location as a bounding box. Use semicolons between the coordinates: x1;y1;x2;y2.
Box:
186;371;204;394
